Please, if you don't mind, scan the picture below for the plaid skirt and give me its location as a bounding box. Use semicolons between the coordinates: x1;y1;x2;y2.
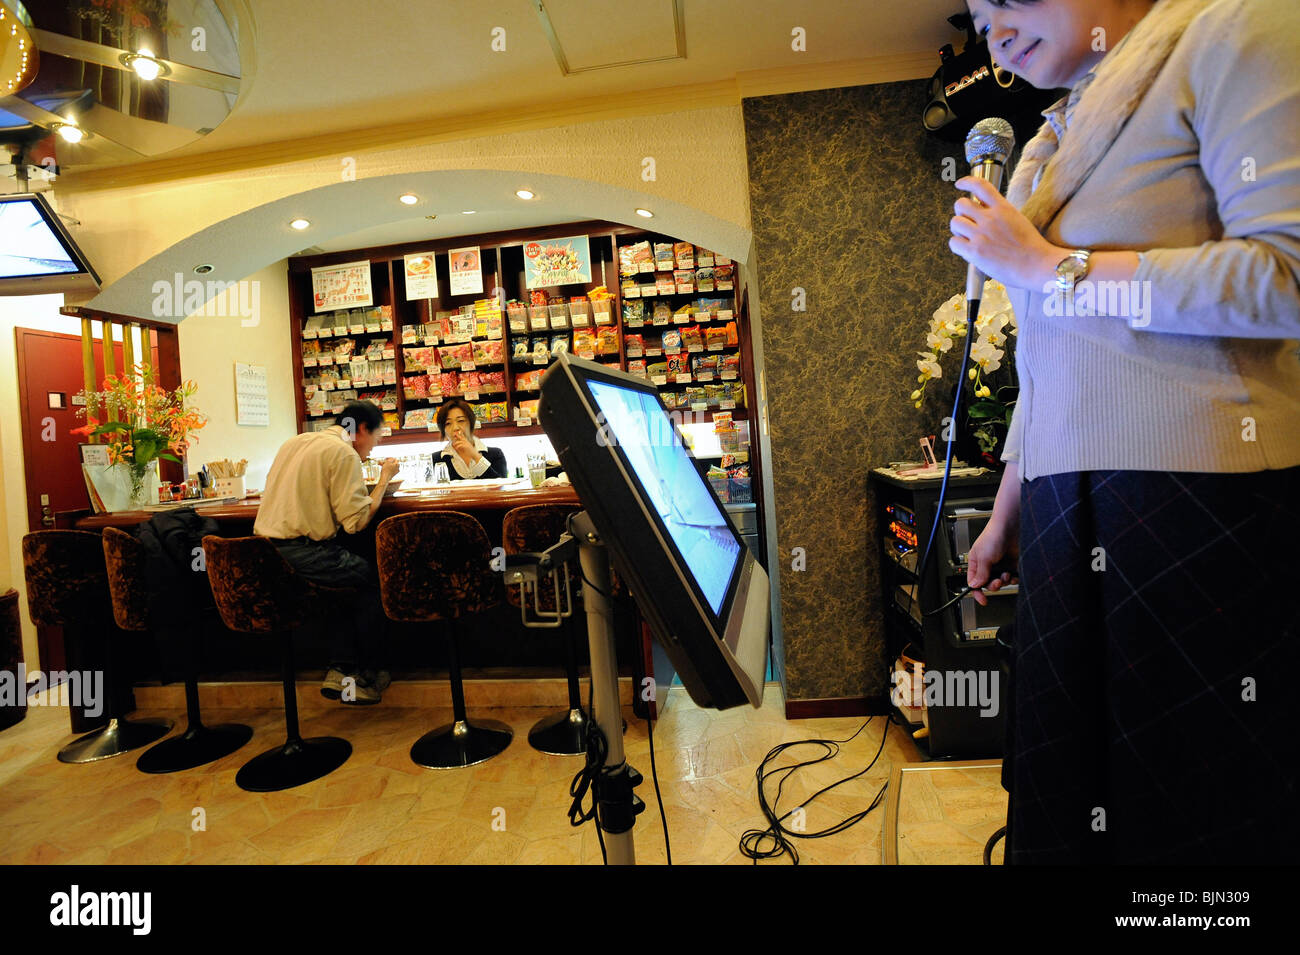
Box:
1004;466;1300;864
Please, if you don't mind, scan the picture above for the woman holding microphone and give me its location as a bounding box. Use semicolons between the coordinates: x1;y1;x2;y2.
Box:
952;0;1300;863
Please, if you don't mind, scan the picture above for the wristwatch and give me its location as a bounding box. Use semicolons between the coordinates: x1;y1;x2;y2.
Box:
1054;249;1092;295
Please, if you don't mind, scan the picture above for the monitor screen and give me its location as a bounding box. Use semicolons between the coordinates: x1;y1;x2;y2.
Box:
0;198;81;277
587;379;742;617
0;194;100;294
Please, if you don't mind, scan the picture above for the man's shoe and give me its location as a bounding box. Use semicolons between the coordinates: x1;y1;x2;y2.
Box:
342;670;390;706
320;667;351;701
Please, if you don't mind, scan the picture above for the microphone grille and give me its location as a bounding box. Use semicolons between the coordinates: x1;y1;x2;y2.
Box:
964;117;1016;164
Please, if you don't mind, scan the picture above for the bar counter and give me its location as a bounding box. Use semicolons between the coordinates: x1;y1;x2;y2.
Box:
75;483;582;531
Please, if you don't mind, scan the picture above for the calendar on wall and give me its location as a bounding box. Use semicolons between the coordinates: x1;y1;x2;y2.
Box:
235;362;269;426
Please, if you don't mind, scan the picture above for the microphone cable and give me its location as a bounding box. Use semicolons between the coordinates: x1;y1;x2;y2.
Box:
738;715;892;864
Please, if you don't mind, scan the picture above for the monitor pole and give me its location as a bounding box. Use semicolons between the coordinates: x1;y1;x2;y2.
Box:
571;511;645;865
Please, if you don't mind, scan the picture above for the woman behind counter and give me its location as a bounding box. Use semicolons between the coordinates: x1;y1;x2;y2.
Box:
434;398;508;480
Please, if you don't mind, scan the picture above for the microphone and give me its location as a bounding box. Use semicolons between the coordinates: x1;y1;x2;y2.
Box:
962;117;1016;305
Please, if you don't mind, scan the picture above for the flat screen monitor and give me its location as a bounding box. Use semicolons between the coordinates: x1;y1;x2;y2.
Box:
0;193;101;295
539;352;768;709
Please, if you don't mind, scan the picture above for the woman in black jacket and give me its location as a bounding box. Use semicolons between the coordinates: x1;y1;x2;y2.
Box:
434;398;508;480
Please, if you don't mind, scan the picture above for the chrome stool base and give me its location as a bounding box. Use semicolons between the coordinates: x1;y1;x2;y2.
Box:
137;722;254;774
411;718;513;769
236;736;351;792
528;707;588;756
57;717;174;764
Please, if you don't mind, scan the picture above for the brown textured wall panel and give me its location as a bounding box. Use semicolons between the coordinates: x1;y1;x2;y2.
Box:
742;80;967;701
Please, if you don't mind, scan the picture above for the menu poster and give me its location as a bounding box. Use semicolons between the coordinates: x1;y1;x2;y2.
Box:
235;362;270;427
312;260;373;312
523;235;592;289
449;246;484;296
404;253;437;300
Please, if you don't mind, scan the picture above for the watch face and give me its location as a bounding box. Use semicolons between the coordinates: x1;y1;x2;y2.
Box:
1059;258;1087;282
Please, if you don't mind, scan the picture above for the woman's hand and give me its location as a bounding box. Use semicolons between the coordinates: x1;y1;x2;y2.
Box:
450;431;478;465
967;522;1019;608
950;176;1065;291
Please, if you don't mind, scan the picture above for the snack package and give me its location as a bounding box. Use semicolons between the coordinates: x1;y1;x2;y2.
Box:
646;361;669;379
436;345;460;369
484;339;505;364
404;408;430;430
333;338;356;361
621;278;640;299
624;334;644;357
673;303;694;323
656;274;676;295
623;301;645;326
696;268;715;293
666;353;689;376
661;391;684;410
550;334;570;357
692;354;719;377
512;339;531;361
363;340;384;361
721;353;741;379
302;340;322;366
704;384;725;407
489;402;509;423
481;371;506;393
460;372;482;394
631;241;654;273
627;359;647;377
402;346;428;372
696;248;715;267
725;321;739;347
674;269;695;294
681;325;704;352
426;372;443;398
712;411;734;431
472;340;492;365
440;371;460;396
674;242;695;270
618;243;637;277
487;314;503;340
685;386;708;407
596;326;619;355
651;303;672;325
653;242;674;271
403;375;429;400
715;264;735;290
572;327;597;356
706;325;728;351
507;302;529;332
400;324;419;345
531;337;551;363
516;398;540;420
660;329;682;353
515;369;542;391
349;358;370;383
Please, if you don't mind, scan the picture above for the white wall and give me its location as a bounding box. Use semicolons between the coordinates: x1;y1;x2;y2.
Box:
174;260;297;491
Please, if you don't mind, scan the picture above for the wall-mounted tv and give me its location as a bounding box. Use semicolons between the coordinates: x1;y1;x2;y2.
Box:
539;352;769;710
0;193;101;295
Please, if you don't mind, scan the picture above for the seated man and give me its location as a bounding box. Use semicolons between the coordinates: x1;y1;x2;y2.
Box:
254;400;399;704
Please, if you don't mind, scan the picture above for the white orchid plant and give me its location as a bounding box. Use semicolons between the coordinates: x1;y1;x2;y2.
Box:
910;279;1019;458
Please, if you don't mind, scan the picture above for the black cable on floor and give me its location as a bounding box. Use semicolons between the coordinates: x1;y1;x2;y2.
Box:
984;825;1006;865
738;715;893;864
646;706;671;864
568;668;608;864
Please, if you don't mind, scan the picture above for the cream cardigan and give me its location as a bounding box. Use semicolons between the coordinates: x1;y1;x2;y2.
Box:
1001;0;1300;480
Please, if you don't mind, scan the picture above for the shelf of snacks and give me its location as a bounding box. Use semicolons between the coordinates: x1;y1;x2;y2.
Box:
616;238;736;301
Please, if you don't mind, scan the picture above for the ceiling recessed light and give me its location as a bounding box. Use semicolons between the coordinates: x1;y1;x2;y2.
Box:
461;210;476;215
53;123;84;144
635;208;654;218
424;214;437;220
399;193;419;205
120;48;168;81
194;264;214;274
290;218;311;230
515;190;535;200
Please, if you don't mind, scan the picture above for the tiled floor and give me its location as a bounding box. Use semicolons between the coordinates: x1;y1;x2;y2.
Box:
0;683;1006;864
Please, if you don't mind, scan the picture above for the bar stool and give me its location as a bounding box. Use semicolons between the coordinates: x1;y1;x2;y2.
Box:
376;512;512;768
21;530;172;763
101;527;253;773
202;535;351;791
502;505;588;756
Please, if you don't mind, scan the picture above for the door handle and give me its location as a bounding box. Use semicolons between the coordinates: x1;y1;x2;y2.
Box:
41;505;55;528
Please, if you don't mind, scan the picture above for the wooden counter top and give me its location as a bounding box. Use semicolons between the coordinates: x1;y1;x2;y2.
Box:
75;484;582;530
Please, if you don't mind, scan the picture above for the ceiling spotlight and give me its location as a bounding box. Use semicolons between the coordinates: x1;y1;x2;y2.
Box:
461;210;476;215
289;218;311;230
194;264;214;274
424;214;437;220
515;189;535;200
635;208;654;218
120;48;169;81
52;123;84;144
399;193;419;205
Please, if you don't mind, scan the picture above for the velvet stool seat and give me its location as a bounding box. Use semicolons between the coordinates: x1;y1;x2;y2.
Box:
502;504;589;756
101;527;253;773
376;512;512;769
202;535;351;791
21;530;173;763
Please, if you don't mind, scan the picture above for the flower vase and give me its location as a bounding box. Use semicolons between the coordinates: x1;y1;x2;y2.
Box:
122;461;161;509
